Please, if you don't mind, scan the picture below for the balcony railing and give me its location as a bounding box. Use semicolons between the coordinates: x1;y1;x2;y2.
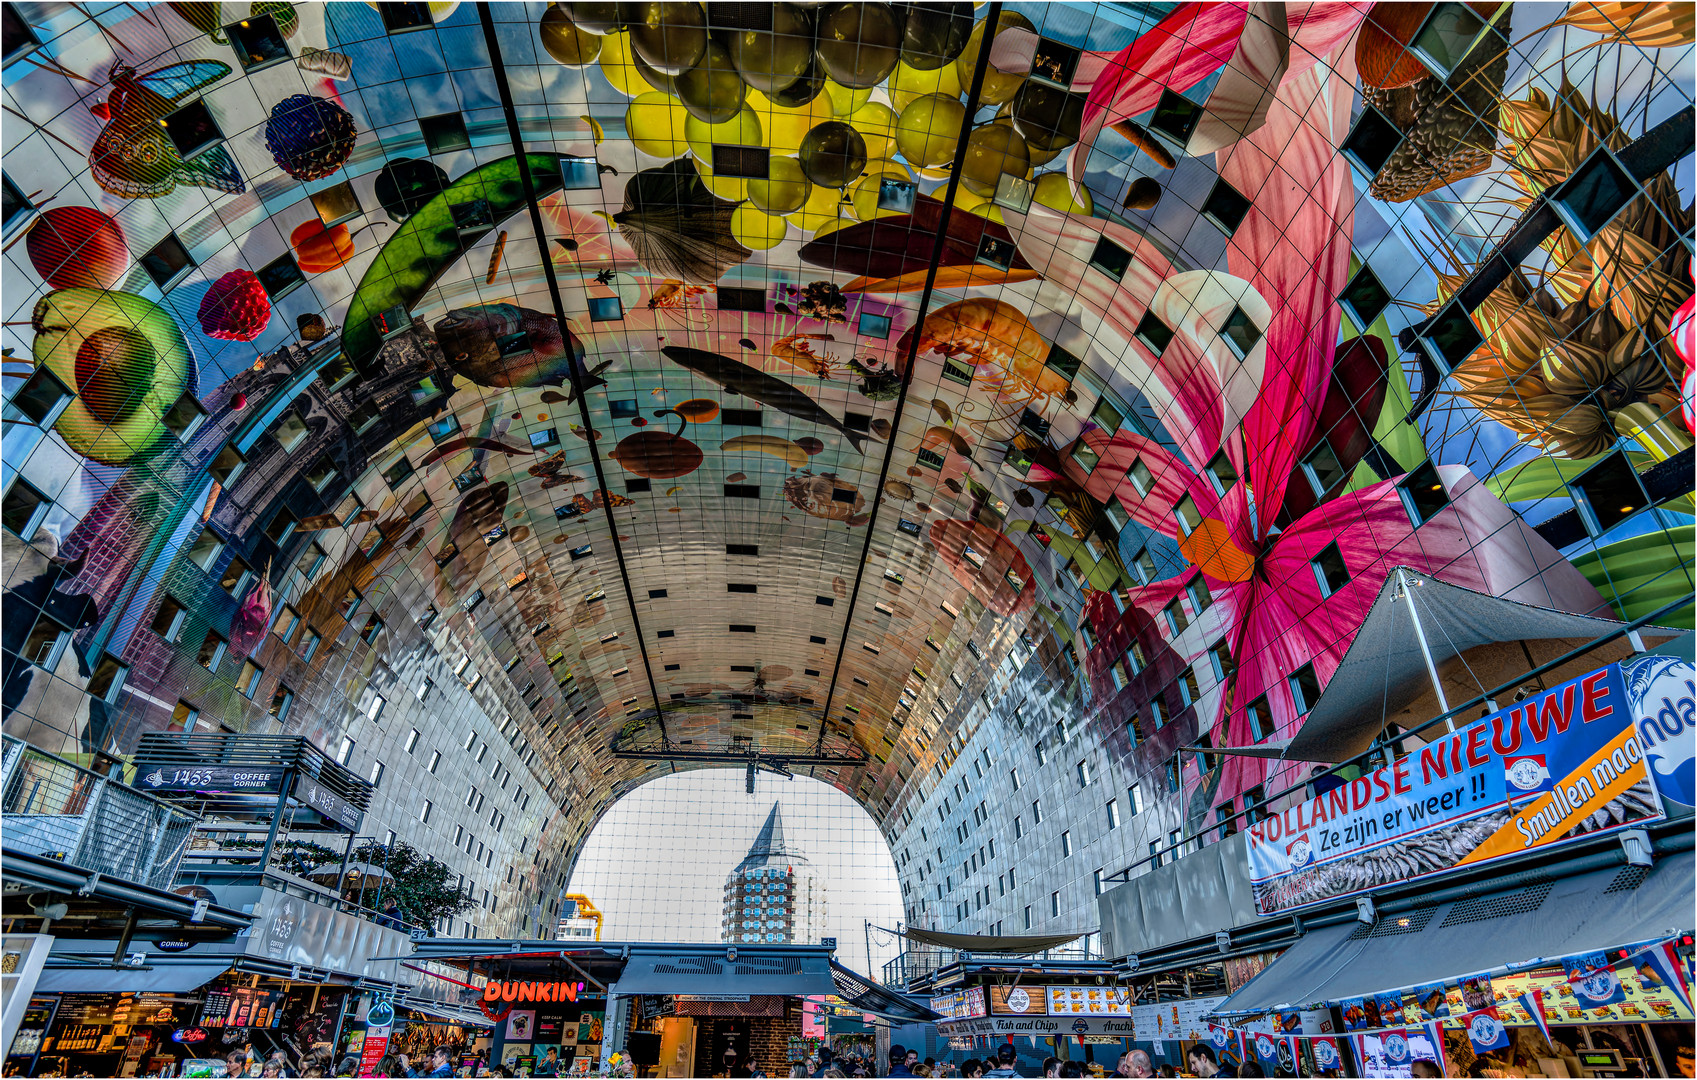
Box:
1;735;199;891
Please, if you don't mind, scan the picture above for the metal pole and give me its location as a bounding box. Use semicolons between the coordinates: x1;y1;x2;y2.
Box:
865;920;873;983
1396;568;1453;732
335;831;358;906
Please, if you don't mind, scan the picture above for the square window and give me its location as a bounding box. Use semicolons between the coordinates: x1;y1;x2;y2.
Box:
186;530;224;571
1163;597;1188;637
529;428;560;449
588;295;624;322
21;611;69;669
274;605;301;642
1017;408;1050;440
361;615;383;644
1398;459;1450;526
626;478;651;494
226;14;294;71
383;454;415;488
858;311;892;339
1220;305;1261;358
6;366;72;427
559;155;600;189
419;112;471;154
976;235;1016;269
1341;105;1402;177
264;506;298;545
1339;264;1391;329
1089;236;1132;281
1135;310;1173;356
197;629;227;671
450;198;494;232
1126;641;1147;675
220;556;253;598
1419;301;1482;373
1200;177;1252;235
255;252;306;300
1174;494;1201;536
1177;666;1200;706
140;233;196;289
1569;449;1647;536
300;628;321;661
1311;541;1350;597
373;303;412;339
1045;343;1082;382
312;180;362;226
2;6;41;66
1553;145;1639;242
427;414;461;444
380;2;435;33
168;701;199;732
876;178;917;213
717;286;765;312
273;410;311;453
1;480;48;539
992;171;1034;213
1209;639;1234;682
1070;441;1100;473
208;445;245;485
1204;450;1237;496
1149;88;1203;145
1302;441;1347;498
295;543;327;580
711;144;769;178
1409;1;1499;78
1289;662;1321;714
1246;694;1273;741
88;656;128;702
236;659;263;698
1186;574;1212;614
160;98;224;159
1030;36;1081;85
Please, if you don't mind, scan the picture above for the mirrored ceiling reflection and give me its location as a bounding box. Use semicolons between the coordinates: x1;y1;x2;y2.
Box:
1;0;1691;843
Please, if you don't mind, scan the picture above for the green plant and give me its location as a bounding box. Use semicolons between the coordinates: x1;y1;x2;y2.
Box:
350;839;479;928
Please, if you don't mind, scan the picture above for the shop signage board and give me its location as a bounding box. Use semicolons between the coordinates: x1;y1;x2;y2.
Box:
930;987;987;1021
987;985;1043;1015
1247;660;1688;915
1046;986;1131;1016
293;775;362;831
137;766;286;794
937;995;1229;1041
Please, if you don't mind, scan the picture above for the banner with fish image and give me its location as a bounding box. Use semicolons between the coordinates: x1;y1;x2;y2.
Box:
1247;659;1688;915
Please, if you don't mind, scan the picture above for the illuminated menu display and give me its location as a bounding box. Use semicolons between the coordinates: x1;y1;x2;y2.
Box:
1046;986;1132;1016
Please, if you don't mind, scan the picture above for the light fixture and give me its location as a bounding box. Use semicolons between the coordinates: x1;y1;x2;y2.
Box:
1215;930;1231;954
1620;829;1653;868
1355;895;1377;925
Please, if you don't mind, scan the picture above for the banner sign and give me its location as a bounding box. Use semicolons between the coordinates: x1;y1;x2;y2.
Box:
293;774;362;832
1248;660;1687;915
938;995;1228;1041
138;766;285;795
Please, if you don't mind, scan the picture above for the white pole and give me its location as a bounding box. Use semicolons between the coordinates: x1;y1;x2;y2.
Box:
1398;568;1454;733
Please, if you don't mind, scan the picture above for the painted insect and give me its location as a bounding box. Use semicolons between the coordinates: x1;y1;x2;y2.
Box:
90;60;245;199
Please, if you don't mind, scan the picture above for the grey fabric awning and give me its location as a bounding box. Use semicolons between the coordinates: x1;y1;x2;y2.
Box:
36;960;231;994
1213;851;1694;1016
1284;569;1645;764
900;927;1086;953
612;949;835;996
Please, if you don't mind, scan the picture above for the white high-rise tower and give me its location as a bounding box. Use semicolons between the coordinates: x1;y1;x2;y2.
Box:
720;802;827;944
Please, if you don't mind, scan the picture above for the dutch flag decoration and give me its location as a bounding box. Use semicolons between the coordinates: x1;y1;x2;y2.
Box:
1625;939;1694;1015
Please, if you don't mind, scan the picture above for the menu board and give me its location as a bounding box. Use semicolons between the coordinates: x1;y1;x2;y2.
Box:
931;987;987;1021
1046;986;1132;1016
199;986;285;1029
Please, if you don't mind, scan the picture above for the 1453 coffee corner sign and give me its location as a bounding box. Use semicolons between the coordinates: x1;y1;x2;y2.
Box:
1248;656;1693;916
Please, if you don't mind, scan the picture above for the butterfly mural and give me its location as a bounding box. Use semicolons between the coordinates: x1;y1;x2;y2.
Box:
90;60;245;199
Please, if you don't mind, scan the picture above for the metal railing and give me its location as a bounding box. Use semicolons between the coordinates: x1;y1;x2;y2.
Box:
1;735;199;891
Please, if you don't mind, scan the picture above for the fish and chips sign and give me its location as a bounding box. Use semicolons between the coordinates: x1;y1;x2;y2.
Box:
1248;657;1693;916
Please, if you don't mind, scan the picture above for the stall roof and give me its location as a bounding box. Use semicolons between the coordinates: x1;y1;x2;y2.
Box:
830;961;941;1023
1213;851;1694;1016
36;959;231;994
1284;570;1657;763
899;928;1088;953
615;948;834;996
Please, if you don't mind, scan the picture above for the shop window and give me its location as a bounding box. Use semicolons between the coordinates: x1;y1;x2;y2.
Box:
1398;460;1450;526
152;596;188;642
1200;176;1252;235
1311;541;1350;597
1569;449;1647;537
420;112;471;155
2;479;49;540
1289;662;1321;714
1339;264;1391;329
160;97;224;159
270;684;294;721
1341;105;1402;178
1302;441;1348;498
20;611;70;669
197;629;227;672
140;232;196;289
7;366;73;427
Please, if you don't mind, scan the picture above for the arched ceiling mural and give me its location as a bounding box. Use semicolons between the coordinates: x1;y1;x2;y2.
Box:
2;0;1692;862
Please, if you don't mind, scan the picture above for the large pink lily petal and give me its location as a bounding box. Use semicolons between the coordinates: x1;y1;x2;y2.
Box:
1075;428;1250;553
1221;58;1358;538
